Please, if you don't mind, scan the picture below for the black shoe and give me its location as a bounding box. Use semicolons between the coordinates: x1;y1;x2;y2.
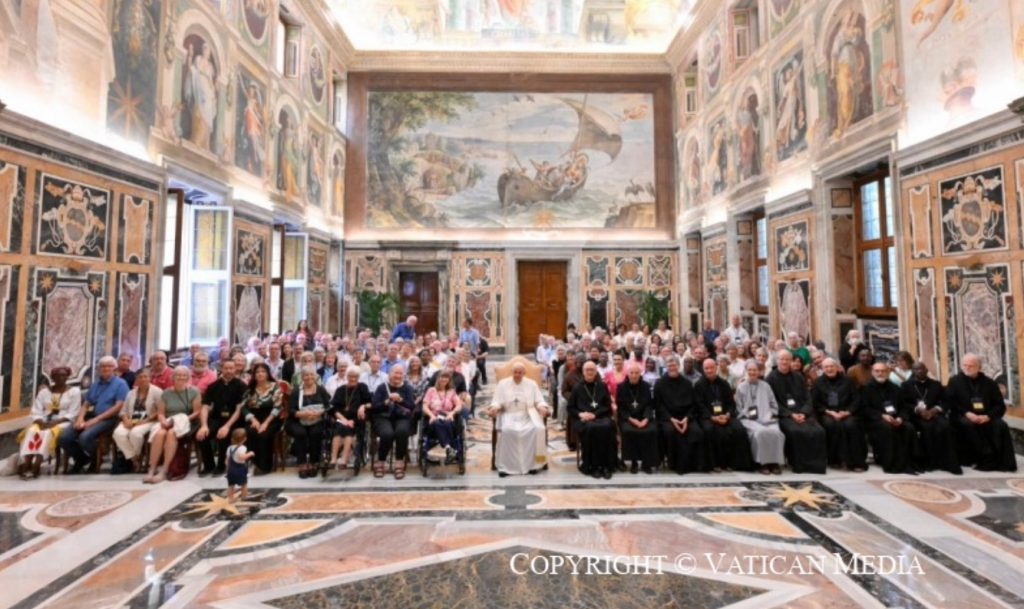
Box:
641;466;653;474
602;469;613;480
528;469;539;475
213;466;225;476
498;471;510;478
630;462;639;474
590;469;603;479
69;460;86;475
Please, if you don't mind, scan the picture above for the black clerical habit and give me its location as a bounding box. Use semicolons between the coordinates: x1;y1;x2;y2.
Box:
694;375;752;471
616;379;658;469
811;373;867;470
653;373;706;473
768;370;827;474
899;378;961;474
861;379;918;474
568;380;617;473
944;372;1017;472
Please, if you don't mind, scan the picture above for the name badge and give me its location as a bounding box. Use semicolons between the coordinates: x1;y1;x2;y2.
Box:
220;410;231;419
86;405;95;413
883;403;896;415
972;399;984;412
747;407;758;418
712;402;722;415
786;398;796;407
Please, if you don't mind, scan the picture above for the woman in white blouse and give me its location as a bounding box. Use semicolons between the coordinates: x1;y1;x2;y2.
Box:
18;367;81;479
112;368;163;472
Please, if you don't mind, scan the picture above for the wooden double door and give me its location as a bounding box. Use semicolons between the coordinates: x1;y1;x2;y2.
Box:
399;272;439;337
517;261;567;354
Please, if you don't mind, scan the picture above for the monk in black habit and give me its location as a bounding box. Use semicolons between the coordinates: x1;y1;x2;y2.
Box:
811;358;867;471
861;362;918;474
768;351;827;474
943;353;1017;472
653;356;706;474
568;361;618;479
695;358;752;472
899;362;961;474
616;363;658;473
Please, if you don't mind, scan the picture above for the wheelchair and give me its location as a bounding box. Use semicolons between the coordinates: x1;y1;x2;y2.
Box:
418;413;467;476
318;412;367;478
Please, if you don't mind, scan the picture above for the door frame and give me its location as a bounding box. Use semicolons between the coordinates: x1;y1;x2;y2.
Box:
388;262;448;338
506;249;580;355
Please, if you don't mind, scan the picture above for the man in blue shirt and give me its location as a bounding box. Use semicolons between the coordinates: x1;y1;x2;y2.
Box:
390;315;417;343
458;318;480;356
381;343;403;374
60;356;129;473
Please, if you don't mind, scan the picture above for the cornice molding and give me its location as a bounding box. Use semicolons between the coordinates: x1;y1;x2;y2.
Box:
347;50;673;74
664;0;719;71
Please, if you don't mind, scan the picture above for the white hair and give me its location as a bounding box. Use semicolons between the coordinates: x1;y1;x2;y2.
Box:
300;364;318;377
98;355;117;367
173;365;190;377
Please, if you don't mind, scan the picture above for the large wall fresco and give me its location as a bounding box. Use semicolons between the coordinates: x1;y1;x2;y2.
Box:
364;90;658;230
107;0;163;144
899;0;1022;147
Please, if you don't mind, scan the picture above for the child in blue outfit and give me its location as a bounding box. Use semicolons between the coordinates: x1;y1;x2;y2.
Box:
226;428;253;502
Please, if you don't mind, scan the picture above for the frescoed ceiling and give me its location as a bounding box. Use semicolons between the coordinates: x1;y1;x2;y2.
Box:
328;0;692;53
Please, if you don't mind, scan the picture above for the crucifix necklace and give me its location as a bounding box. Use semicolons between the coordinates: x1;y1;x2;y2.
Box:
583;383;598;409
628;385;641;410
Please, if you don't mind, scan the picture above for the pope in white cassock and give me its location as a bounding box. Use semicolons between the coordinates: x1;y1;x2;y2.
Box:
488;363;550;476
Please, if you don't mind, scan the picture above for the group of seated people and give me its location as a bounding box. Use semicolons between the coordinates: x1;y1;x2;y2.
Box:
13;316;1018;481
529;318;1018;478
15;318;483;481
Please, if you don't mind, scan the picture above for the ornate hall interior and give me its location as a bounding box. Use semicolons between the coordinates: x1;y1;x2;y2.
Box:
1;0;1024;608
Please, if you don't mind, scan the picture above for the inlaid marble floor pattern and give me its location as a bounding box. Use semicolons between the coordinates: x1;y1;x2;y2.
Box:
0;377;1021;608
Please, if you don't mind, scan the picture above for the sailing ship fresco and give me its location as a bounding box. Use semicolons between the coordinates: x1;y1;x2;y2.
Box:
366;91;657;229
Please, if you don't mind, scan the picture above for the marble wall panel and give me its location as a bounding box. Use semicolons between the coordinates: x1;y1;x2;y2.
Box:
29;268;107;391
234;227;267;277
234;283;263;345
864;320;900;363
832;214;856;314
913;268;939;374
774;219;809;273
0;265;17;413
708;285;728;331
939;166;1008;255
0;160;25;254
585;253;677;332
308;243;328;286
118;195;152;265
114;273;147;370
450;252;505;345
907;185;933;259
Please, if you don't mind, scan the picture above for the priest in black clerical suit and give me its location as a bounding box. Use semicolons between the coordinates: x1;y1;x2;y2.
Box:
944;353;1017;472
861;362;918;474
768;351;827;474
899;362;961;475
653;356;706;474
616;363;658;474
568;361;617;479
694;358;752;472
811;357;867;471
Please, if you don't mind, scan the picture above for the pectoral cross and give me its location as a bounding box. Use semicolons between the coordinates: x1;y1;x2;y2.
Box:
631;401;638;409
590;401;597;409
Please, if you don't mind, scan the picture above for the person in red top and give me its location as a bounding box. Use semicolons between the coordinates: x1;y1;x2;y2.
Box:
189;352;218;394
148;351;174;390
602;352;627;412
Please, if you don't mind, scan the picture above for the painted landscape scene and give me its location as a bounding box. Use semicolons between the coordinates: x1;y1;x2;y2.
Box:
366;91;658;229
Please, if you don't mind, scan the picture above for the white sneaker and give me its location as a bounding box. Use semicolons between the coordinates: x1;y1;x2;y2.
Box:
427;445;446;462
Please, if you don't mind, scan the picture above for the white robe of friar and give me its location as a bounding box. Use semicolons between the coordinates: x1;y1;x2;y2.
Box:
492;376;548;475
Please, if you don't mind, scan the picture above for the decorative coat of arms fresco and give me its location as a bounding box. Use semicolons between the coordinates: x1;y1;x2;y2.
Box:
37;176;109;259
940;166;1006;254
776;221;809;272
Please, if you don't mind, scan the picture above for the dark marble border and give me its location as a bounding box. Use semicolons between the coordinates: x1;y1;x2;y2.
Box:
899;128;1024;179
0;134;161;192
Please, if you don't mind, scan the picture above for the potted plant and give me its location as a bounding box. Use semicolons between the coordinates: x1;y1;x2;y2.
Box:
356;290;400;336
637;290;670;331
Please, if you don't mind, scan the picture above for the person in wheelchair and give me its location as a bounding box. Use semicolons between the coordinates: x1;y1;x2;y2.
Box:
370;366;416;479
422;371;463;463
327;368;370;470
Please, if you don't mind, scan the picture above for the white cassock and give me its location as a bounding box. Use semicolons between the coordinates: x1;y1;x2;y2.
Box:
492;377;548;475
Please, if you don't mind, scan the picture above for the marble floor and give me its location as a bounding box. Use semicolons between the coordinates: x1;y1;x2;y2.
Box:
1;381;1023;608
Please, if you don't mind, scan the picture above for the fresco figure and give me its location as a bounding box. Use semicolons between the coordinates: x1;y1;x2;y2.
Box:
774;52;807;160
181;36;218;151
829;9;872;138
237;80;265;175
277;111;301;198
736;90;761;181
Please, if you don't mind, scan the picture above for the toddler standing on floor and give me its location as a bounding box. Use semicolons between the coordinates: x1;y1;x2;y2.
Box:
226;428;253;502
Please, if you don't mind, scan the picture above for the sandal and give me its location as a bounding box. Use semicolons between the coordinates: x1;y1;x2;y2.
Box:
394;464;405;480
373;462;385;478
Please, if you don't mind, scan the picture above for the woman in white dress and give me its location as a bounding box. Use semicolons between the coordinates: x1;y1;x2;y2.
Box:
18;367;80;479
